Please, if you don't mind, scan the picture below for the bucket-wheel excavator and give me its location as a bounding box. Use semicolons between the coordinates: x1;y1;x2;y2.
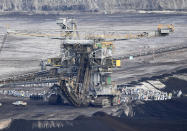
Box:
0;18;174;107
44;18;120;107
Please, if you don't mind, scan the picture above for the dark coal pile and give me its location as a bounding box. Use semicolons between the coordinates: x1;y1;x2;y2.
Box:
162;77;187;93
2;111;187;131
132;97;187;119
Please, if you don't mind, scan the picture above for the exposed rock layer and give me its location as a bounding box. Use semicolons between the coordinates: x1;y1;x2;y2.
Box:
0;0;187;13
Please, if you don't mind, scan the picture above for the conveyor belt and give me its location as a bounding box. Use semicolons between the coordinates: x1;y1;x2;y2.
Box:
59;59;90;107
0;69;58;86
115;44;187;60
60;80;82;107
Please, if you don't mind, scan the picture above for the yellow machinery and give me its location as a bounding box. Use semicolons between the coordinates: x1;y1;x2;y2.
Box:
158;24;174;35
112;59;121;67
47;58;62;67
